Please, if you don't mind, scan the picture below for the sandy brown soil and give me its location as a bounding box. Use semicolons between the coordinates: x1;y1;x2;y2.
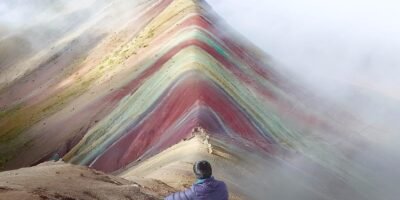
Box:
120;133;249;200
0;161;163;200
0;134;248;200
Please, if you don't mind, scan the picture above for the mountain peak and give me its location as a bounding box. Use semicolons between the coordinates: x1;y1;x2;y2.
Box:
0;0;388;199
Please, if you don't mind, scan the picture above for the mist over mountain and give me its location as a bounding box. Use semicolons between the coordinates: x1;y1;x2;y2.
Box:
0;0;399;199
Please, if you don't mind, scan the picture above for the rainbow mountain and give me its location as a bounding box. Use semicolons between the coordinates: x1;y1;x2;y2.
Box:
0;0;397;199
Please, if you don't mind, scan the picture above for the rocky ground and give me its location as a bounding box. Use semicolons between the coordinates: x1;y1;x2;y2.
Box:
0;161;169;200
0;134;246;200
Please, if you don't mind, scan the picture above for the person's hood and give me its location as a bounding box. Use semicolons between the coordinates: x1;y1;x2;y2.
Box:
194;177;220;193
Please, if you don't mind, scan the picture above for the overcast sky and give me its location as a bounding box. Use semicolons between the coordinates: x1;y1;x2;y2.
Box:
208;0;400;100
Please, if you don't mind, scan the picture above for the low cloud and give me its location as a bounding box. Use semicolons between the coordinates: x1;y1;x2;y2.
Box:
208;0;400;134
207;1;400;199
208;0;400;96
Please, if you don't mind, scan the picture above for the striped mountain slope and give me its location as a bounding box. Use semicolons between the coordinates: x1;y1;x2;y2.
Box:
1;0;397;199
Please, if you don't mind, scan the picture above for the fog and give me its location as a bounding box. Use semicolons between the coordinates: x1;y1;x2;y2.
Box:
207;1;400;199
2;0;398;116
208;0;400;143
0;0;146;87
208;0;400;97
0;0;399;199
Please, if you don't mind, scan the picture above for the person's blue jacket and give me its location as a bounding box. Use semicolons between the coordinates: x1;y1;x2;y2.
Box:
165;177;228;200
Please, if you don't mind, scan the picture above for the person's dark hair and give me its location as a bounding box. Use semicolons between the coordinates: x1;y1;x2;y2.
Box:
193;160;212;179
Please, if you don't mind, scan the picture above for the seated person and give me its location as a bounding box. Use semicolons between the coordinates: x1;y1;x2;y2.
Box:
165;160;228;200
